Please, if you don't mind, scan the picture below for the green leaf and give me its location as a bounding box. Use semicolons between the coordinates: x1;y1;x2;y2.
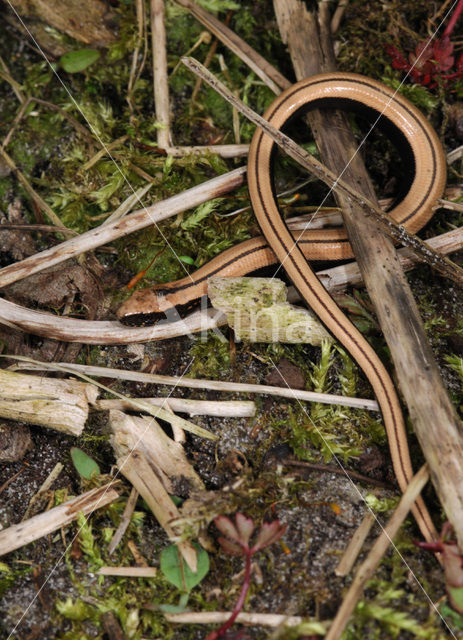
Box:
160;544;209;592
70;447;100;479
159;592;190;613
197;0;240;11
179;255;195;265
60;49;100;73
448;586;463;614
441;603;463;630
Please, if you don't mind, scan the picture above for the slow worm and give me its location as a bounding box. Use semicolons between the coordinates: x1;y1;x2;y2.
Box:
118;73;447;542
247;73;446;543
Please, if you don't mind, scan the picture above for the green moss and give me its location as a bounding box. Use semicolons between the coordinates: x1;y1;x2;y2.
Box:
188;331;231;378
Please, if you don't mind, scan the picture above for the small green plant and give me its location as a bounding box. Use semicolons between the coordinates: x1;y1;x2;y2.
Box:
160;543;210;612
205;513;287;640
446;355;463;391
76;512;103;569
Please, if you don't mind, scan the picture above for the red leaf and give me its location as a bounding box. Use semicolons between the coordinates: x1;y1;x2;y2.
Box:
414;39;434;65
235;513;254;546
252;520;287;552
217;536;244;556
214;515;241;543
434;36;454;60
385;44;410;71
434;36;455;71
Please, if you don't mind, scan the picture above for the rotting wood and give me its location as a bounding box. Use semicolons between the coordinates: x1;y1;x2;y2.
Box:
0;483;119;557
0;369;98;435
109;410;200;571
273;0;463;547
208;276;331;344
97;397;256;417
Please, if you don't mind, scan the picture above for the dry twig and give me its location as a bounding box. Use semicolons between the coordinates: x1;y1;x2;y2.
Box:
107;486;139;555
151;0;171;148
0;484;120;557
16;361;381;412
97;397;256;417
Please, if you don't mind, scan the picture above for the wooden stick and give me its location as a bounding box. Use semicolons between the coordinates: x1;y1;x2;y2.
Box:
102;183;154;226
98;566;157;577
82;135;129;171
330;0;350;34
164;144;249;157
0;484;119;556
0;166;245;289
107;486;139;555
96;397;256;417
182;56;463;285
127;0;147;121
0;300;226;343
0;369;98;435
0;55;25;103
17;361;381;412
325;466;430;640
110;410;198;571
334;512;376;577
174;0;289;93
0;223;78;235
273;0;463;548
151;0;171;148
164;611;325;631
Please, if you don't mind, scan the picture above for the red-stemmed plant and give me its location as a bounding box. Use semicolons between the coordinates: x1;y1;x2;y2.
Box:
205;513;287;640
415;522;463;613
385;0;463;87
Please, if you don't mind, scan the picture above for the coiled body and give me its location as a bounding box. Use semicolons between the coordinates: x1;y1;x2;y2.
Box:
118;73;446;542
247;73;446;542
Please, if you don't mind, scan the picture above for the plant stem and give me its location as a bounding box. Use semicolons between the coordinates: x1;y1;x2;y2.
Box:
205;552;252;640
443;0;463;38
